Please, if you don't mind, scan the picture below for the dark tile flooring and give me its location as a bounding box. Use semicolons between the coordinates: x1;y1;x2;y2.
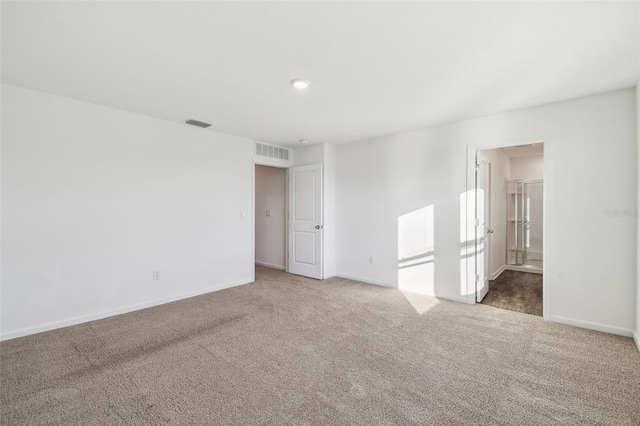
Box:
481;270;542;317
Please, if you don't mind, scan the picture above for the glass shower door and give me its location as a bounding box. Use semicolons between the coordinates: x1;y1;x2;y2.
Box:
506;180;543;269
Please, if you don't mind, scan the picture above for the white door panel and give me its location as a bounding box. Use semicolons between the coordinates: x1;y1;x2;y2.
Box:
293;231;316;265
476;160;491;302
293;171;316;220
288;164;323;279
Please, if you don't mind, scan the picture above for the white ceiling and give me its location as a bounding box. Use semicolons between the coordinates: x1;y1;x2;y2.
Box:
2;2;638;146
501;143;544;158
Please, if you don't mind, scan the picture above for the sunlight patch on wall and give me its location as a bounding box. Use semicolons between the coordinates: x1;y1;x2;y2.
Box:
476;186;487;289
460;190;477;297
398;204;435;296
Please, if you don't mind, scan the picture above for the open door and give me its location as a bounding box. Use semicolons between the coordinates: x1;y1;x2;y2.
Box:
476;160;492;302
288;164;323;279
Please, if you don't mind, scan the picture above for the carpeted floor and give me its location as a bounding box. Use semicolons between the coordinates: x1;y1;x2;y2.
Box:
1;266;639;425
481;270;543;317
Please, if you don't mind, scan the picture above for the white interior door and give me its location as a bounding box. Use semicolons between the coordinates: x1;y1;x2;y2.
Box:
476;160;492;302
288;164;323;279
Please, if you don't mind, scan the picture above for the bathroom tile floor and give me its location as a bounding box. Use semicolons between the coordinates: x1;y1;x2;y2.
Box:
481;270;542;317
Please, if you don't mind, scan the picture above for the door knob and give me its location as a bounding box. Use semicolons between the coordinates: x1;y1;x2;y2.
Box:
487;228;494;233
315;225;322;229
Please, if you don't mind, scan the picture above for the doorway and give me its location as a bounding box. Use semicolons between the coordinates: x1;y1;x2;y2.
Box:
473;142;545;317
254;164;287;271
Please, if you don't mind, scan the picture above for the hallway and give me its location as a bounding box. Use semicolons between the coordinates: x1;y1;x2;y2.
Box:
481;270;542;317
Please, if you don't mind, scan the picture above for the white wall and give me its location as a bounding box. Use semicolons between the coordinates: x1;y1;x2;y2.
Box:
323;143;337;278
636;84;640;348
477;148;511;279
254;165;286;269
292;143;336;278
1;84;255;340
510;155;544;180
292;143;324;167
336;88;637;336
633;8;640;350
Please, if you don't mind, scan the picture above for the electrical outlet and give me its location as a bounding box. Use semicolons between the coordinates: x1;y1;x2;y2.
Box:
153;270;160;280
369;256;374;264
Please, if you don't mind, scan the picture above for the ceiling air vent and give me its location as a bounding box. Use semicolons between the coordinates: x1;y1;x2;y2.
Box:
255;142;289;161
185;119;212;128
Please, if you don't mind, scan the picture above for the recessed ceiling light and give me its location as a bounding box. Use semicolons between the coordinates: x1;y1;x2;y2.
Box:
290;79;310;89
299;139;309;144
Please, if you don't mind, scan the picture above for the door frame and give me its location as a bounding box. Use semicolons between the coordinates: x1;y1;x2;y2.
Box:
466;137;548;320
476;159;492;303
251;158;290;283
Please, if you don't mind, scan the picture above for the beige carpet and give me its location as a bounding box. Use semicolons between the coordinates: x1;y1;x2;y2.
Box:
1;266;639;425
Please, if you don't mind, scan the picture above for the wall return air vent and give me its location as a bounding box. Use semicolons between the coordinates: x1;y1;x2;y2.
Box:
255;142;289;161
185;119;212;128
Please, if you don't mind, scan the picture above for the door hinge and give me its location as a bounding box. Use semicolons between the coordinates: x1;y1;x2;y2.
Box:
475;274;480;281
475;163;480;171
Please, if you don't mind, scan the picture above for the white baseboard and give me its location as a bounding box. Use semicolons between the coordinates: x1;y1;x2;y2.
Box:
335;273;471;304
434;293;471;304
548;315;634;337
0;278;253;342
255;261;285;270
634;332;640;353
491;265;506;280
335;272;394;288
323;273;337;279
